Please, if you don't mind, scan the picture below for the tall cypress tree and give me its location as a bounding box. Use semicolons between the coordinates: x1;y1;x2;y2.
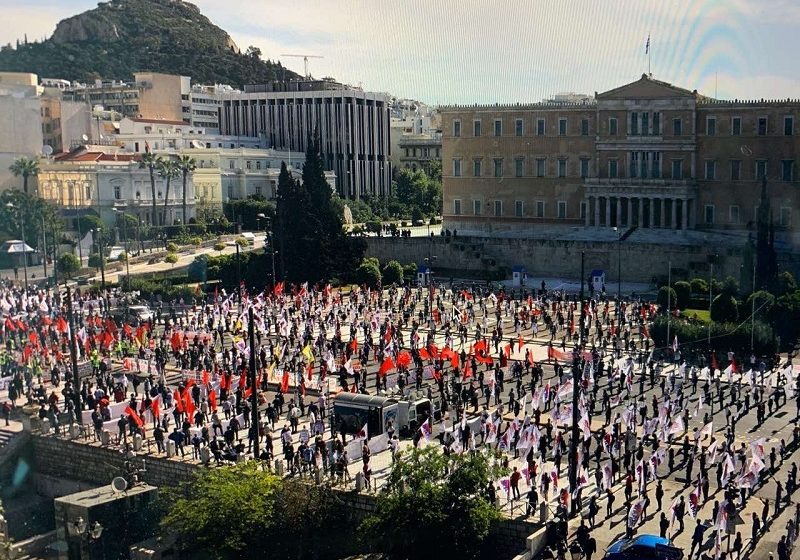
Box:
755;177;777;288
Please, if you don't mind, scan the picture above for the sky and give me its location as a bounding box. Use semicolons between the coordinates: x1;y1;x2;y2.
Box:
1;0;799;105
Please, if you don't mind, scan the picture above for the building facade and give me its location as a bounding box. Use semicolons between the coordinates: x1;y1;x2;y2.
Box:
441;75;799;238
219;83;391;200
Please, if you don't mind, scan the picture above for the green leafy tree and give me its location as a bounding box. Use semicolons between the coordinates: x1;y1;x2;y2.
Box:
746;290;775;315
0;189;63;251
382;260;404;285
356;258;381;288
177;155;196;225
770;289;800;349
773;271;797;297
57;253;80;278
360;446;505;560
9;156;39;195
157;157;180;225
164;253;178;266
87;253;104;269
673;281;691;309
689;278;708;295
657;286;677;311
711;293;739;323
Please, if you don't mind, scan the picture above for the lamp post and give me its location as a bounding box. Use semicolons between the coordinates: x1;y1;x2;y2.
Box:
568;251;585;517
66;515;104;559
41;214;48;282
248;306;259;459
114;209;131;289
613;226;622;302
258;213;276;284
92;228;106;294
6;202;28;292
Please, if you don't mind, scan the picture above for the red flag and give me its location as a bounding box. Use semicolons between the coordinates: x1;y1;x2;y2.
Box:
711;353;719;371
427;343;440;359
378;357;395;377
123;323;132;336
280;370;289;393
450;353;460;369
307;362;314;381
55;316;68;334
202;369;210;386
463;362;473;379
396;351;412;368
184;391;195;418
4;317;15;331
124;406;144;428
418;348;430;361
151;397;160;421
348;339;358;353
503;344;512;358
28;332;39;347
209;390;217;411
174;390;184;413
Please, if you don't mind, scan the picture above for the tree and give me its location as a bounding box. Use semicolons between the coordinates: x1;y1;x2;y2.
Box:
711;294;739;323
245;45;262;59
177;155;196;225
139;151;160;228
382;260;403;285
0;189;62;251
157;157;180;225
355;258;381;288
360;446;504;560
58;253;80;278
657;286;677;310
164;253;178;266
9;156;39;195
87;253;104;269
673;281;691;309
689;278;708;295
746;290;775;315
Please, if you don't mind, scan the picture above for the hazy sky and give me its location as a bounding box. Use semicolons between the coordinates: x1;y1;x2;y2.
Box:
2;0;799;105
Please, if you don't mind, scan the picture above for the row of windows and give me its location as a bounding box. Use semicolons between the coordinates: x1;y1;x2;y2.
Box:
452;114;795;138
703;205;791;227
453;199;577;219
453;157;590;178
703;159;795;182
403;147;441;158
453;117;590;138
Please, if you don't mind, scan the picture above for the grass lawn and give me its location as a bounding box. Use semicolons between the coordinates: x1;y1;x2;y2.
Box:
683;308;711;323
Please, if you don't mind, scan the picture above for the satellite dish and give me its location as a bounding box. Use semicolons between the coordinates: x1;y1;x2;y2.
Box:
81;134;89;142
42;145;53;156
111;477;128;493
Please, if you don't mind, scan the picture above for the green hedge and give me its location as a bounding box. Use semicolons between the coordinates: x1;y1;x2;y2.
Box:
650;315;776;357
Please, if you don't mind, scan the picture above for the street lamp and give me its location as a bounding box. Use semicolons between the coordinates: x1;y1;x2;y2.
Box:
91;228;106;297
257;213;276;284
67;516;104;558
114;208;131;289
6;202;28;292
613;226;622;303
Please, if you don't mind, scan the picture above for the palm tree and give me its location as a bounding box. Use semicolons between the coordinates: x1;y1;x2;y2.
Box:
157;158;180;225
139;152;160;227
9;157;40;195
177;155;196;225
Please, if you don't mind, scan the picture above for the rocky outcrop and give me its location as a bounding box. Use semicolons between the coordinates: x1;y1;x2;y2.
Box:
51;14;120;43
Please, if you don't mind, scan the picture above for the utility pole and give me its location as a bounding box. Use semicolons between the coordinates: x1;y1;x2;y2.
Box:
65;286;81;412
569;251;585;516
41;214;48;282
708;259;714;347
236;241;242;310
248;307;259;459
666;261;671;350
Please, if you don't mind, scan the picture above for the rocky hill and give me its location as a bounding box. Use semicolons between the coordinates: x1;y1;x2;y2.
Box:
0;0;299;87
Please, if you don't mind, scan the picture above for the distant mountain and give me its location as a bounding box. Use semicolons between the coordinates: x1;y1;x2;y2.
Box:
0;0;300;87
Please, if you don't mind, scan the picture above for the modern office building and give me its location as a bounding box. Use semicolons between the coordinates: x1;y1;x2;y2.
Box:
219;81;391;200
440;74;799;238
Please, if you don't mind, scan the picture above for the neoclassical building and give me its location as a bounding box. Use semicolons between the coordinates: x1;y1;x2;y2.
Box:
441;75;799;238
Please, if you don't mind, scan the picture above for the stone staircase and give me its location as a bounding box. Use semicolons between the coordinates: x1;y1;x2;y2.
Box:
0;426;30;470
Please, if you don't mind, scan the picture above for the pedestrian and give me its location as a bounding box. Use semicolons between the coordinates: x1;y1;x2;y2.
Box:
732;531;742;560
659;512;669;538
689;519;705;558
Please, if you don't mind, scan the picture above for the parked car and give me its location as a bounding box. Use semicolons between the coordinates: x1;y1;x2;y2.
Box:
604;535;683;560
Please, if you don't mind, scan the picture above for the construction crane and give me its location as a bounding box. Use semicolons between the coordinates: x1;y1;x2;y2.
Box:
280;54;324;79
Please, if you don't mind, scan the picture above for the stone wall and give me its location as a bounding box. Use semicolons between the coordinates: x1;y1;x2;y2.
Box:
365;236;750;283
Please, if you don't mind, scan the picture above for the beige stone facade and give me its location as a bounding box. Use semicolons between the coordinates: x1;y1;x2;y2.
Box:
441;75;800;236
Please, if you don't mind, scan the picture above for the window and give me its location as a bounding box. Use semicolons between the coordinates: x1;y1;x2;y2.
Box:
758;117;767;136
706;116;716;136
580;201;587;220
515;200;524;217
453;120;461;137
536;200;545;218
558;118;567;136
704;205;715;225
640;152;649;178
113;185;121;200
731;160;742;181
227;184;234;199
729;205;740;224
256;161;261;170
653;113;660;135
557;158;567;177
732;117;742;136
473;159;482;177
557;201;567;219
580;119;589;136
473;120;481;137
515;158;524;178
785;116;794;136
254;184;262;196
672;159;683;180
494;200;503;216
705;160;716;180
673;118;682;136
580;158;589;178
515;118;524;136
473;200;481;215
782;160;794;181
453;159;462;177
229;160;235;169
631;113;639;135
630;152;639;178
536;119;545;136
246;160;252;170
780;207;791;227
609;117;618;136
608;159;618;179
494;119;502;137
536;158;546;177
641;113;649;135
652;152;661;178
493;158;503;177
453;199;462;215
756;160;767;180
